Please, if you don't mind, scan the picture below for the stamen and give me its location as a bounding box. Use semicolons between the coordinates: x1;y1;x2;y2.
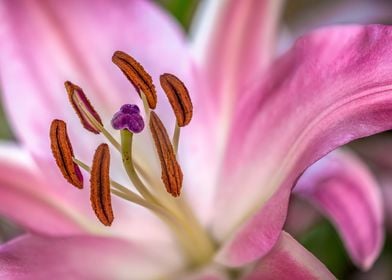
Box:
48;53;217;267
160;73;193;127
90;143;114;226
111;104;144;133
49;120;83;189
112;51;157;109
64;81;103;134
149;111;183;197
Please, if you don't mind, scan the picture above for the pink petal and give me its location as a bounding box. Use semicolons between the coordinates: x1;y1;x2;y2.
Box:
0;142;173;243
0;143;88;235
243;231;336;280
183;0;285;224
215;186;290;266
191;0;284;120
0;0;195;160
295;149;384;270
0;0;193;241
280;0;392;56
0;234;182;279
214;25;392;266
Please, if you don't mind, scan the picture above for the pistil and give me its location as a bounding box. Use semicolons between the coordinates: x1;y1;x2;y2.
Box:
120;129;158;204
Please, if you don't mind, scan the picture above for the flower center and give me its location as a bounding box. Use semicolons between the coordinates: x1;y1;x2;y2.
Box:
49;51;216;268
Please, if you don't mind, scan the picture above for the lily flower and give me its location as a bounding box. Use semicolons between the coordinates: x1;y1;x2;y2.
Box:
0;0;390;278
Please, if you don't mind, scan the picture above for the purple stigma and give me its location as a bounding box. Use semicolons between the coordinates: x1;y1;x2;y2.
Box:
120;104;140;115
111;104;144;133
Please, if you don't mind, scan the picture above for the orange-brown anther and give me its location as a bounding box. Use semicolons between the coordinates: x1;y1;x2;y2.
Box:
49;119;83;189
160;73;193;127
64;81;103;134
112;51;157;109
149;112;183;197
90;144;114;226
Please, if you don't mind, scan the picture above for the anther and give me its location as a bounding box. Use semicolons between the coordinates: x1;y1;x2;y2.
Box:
64;81;103;134
49;119;83;189
90;143;114;226
112;51;157;109
149;111;183;197
111;104;144;133
160;73;193;127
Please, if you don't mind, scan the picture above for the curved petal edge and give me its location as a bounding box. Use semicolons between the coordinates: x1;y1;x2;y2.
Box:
243;231;336;280
295;149;384;270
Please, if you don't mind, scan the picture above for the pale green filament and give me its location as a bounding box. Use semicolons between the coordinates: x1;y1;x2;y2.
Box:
74;94;216;266
141;92;151;123
73;157;147;207
120;130;158;204
172;123;180;155
73;158;185;236
74;150;215;267
120;130;215;267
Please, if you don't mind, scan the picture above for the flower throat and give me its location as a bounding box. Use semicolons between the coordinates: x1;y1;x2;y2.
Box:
49;50;215;267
